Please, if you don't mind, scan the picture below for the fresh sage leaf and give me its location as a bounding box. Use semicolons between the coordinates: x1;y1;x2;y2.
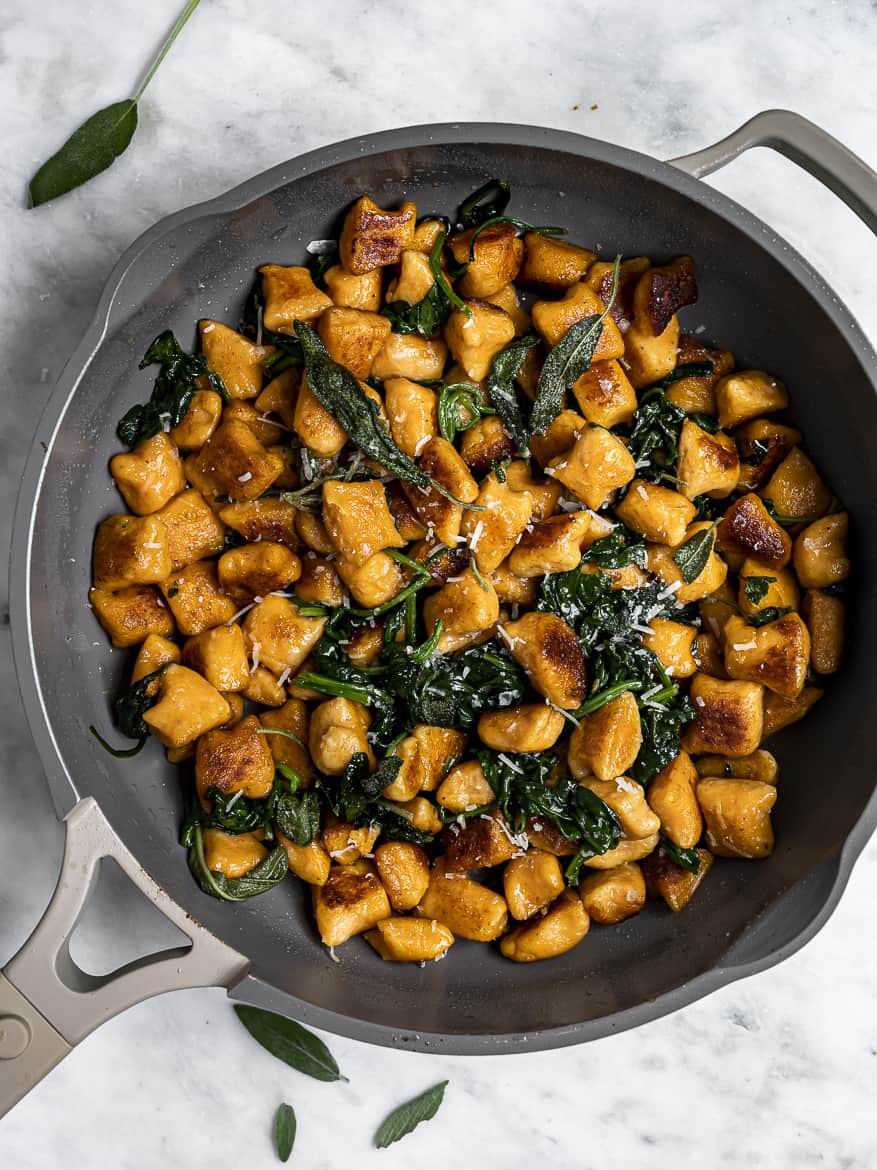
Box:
673;522;717;584
27;0;202;207
529;255;620;436
274;789;321;847
188;828;288;902
743;575;776;605
484;334;540;453
374;1081;449;1149
294;322;476;508
273;1103;297;1163
234;1005;348;1083
660;837;701;873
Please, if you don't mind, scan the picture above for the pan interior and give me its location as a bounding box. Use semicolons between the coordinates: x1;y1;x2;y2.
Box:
23;136;877;1042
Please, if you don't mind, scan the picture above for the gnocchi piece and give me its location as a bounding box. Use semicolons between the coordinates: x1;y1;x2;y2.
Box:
110;433;187;515
317;306;392;379
323;264;383;311
568;692;642;782
142;663;230;748
89;584;175;648
715;369;789;429
183;623;250;692
582;832;660;870
578;862;646;924
502;610;588;709
365;918;454;963
169;389;223;451
415;858;508;942
459;415;515;477
293;377;347;457
647;752;702;848
254;368;301;430
321;480;404;565
402;436;478;546
411;725;467;792
761;448;833;521
314;865;392;946
462;473;534;574
500;889;589;962
488;560;539;605
371;332;448;381
442;812;520;872
615;480;696;546
696;777;777;858
504;459;564;519
571;359;638;429
508;511;602;578
642;618;698;679
338;196;417;274
242;595;327;675
217;541;302;604
504;851;565;920
260;698;313;784
665;334;733;415
336;550;404;608
682;673;764;757
734;418;802;491
723;612;810;699
309;697;375;775
220;497;299;548
528;409;585;467
374;842;431;912
792;513;849;588
92;514;172;591
675;420;740;500
157;488;226;568
695;749;778;784
801;589;845;675
761;685;823;737
199;320;268;399
444;299;515;381
259;263;332;329
716;492;792;569
161;561;237;636
448;222;524;298
436;759;496;813
545;425;636;511
581;776;661;840
131;633;181;682
478;704;566;753
195;714;275;801
646;522;728;604
518;232;596;290
532;283;624;357
202;829;268;878
276;831;331;886
642;847;714;912
321;818;380;864
296;553;346;608
423;568;500;654
385;249;435;304
384;377;438;458
737;558;799;618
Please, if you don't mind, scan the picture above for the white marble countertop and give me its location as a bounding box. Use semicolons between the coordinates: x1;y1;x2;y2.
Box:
2;1;876;1166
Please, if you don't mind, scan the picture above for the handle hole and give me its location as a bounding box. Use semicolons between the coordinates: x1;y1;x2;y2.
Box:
65;857;192;979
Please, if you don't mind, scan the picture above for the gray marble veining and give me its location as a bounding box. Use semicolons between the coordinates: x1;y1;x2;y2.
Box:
1;1;876;1166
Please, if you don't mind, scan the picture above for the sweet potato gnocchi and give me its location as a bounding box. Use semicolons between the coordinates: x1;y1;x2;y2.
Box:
90;179;848;965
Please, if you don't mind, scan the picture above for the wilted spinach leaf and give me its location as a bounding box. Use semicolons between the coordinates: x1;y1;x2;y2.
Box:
660;836;701;873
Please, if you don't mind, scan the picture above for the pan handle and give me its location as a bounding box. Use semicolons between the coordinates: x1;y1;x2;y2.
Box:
670;108;877;233
0;797;248;1117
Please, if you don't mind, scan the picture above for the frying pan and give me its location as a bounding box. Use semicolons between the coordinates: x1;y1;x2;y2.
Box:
3;110;877;1114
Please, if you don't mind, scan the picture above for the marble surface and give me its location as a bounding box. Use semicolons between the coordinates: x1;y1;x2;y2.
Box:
2;0;877;1165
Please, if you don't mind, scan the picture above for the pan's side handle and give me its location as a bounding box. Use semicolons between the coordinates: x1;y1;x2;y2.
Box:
670;108;877;234
0;798;248;1117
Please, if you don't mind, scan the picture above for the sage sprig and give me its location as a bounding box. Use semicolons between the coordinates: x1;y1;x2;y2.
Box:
27;0;202;207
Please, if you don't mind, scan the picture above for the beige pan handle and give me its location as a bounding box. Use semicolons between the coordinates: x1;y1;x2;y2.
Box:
671;108;877;232
0;798;248;1116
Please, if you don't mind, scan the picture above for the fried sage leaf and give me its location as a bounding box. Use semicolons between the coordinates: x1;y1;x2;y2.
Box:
234;1005;348;1083
374;1081;449;1149
294;322;473;507
529;255;620;436
673;522;717;584
484;334;540;452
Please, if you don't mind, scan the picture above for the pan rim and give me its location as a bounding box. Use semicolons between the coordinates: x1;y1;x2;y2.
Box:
10;120;877;1053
